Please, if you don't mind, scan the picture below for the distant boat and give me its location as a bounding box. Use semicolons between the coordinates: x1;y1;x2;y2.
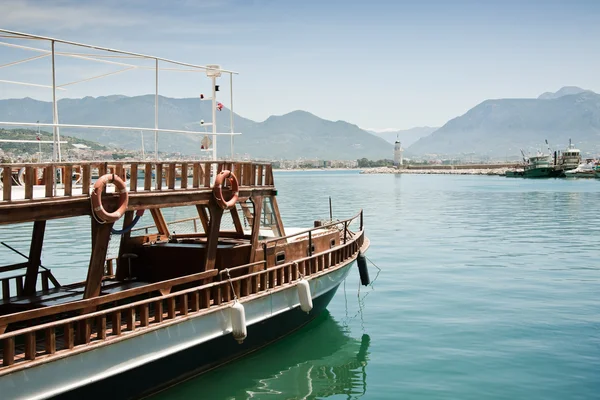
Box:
506;151;554;178
565;160;596;178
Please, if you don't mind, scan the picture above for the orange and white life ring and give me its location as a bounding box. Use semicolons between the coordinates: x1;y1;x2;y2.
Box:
213;170;239;210
91;174;129;223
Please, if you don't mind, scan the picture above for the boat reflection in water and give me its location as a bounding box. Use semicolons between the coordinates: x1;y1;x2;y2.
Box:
151;311;370;399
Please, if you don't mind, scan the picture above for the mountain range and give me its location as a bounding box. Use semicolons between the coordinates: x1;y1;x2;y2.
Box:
2;86;600;160
407;86;600;158
0;96;392;160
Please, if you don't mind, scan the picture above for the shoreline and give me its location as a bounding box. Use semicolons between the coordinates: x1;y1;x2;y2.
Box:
359;167;512;176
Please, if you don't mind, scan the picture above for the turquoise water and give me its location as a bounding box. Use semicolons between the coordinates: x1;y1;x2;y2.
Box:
2;172;600;399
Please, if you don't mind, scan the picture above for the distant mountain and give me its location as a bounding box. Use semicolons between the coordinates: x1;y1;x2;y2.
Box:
408;87;600;158
0;96;392;160
368;127;438;147
538;86;592;100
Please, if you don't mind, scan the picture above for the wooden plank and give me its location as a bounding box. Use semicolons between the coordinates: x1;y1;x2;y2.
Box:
15;275;24;296
24;220;46;295
139;304;149;327
155;163;163;190
2;166;11;201
167;298;175;319
44;327;56;354
257;165;264;186
130;163;138;192
190;291;199;312
203;163;211;188
44;166;53;198
126;308;135;331
168;163;176;189
196;205;210;233
64;165;73;196
3;337;14;366
248;196;263;263
24;332;36;360
192;163;200;188
61;322;74;350
179;294;188;316
82;164;91;195
24;166;34;199
201;288;211;309
265;164;274;185
83;221;114;299
111;312;121;336
115;164;125;183
180;162;188;189
204;203;224;271
144;163;152;191
150;208;169;236
154;301;163;323
97;315;107;340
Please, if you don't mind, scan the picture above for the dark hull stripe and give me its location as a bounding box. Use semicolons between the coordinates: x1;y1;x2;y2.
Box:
55;283;342;400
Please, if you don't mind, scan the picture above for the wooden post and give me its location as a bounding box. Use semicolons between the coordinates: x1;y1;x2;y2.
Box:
248;196;263;264
130;163;138;192
150;208;169;236
82;164;91;195
24;220;46;295
25;166;34;199
83;221;114;299
193;163;201;188
3;337;15;366
115;210;134;280
181;162;188;189
203;162;211;188
204;202;224;271
64;165;73;196
144;163;152;191
167;163;176;189
155;163;163;190
3;166;11;201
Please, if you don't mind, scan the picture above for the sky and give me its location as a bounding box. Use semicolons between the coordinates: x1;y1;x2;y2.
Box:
1;0;600;131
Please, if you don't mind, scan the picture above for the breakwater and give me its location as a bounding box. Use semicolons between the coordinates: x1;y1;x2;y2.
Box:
360;163;520;176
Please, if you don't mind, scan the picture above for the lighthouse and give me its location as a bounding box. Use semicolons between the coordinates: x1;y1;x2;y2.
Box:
394;136;403;167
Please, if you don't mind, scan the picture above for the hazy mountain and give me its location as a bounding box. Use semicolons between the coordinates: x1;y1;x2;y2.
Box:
0;96;392;160
408;88;600;158
538;86;592;100
368;127;438;147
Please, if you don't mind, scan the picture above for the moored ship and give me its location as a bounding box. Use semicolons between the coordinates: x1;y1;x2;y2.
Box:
0;30;370;399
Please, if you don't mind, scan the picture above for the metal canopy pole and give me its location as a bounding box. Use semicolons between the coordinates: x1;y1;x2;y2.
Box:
155;58;159;160
51;40;62;163
230;73;234;159
212;75;217;162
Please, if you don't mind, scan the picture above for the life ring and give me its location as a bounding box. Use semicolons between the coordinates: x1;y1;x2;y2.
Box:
91;174;129;223
213;170;239;210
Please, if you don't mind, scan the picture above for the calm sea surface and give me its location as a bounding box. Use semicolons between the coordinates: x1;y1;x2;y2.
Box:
2;171;599;399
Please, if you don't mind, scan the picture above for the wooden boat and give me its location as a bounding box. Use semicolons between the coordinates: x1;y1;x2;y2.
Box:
0;30;370;399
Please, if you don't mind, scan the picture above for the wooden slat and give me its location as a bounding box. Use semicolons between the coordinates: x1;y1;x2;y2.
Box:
155;163;163;190
82;164;91;195
24;166;34;199
130;163;138;192
64;165;73;196
168;163;176;189
144;163;152;191
181;162;188;189
97;315;107;340
201;289;210;309
154;301;163;323
257;165;264;186
15;276;24;296
41;270;49;291
139;304;149;327
2;166;11;201
44;166;53;198
167;298;175;319
126;308;135;331
44;327;56;354
24;220;46;296
82;319;91;344
3;337;14;366
64;322;74;349
203;163;211;188
179;294;188;316
24;332;36;360
111;312;121;336
190;291;199;312
192;163;200;188
115;164;125;183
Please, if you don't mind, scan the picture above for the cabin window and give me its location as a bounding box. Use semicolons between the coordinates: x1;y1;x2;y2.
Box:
308;243;315;255
239;197;283;239
275;251;286;265
330;239;336;248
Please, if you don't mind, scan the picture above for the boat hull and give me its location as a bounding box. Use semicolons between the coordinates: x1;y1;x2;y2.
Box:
1;262;356;400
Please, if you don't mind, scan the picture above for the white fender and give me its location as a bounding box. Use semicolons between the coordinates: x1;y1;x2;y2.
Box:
297;278;313;313
230;300;247;344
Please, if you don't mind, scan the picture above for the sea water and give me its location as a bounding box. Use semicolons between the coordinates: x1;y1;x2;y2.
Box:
1;171;599;399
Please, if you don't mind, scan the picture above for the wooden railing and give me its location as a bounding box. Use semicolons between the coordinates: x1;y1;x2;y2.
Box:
0;160;274;203
0;228;365;370
1;269;59;302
